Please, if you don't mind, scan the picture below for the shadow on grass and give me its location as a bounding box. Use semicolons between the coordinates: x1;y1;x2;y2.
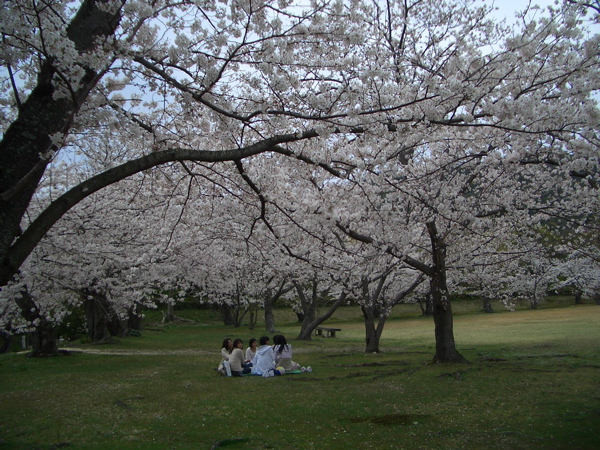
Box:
349;413;434;426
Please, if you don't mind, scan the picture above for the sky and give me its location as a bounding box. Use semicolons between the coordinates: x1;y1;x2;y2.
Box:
491;0;557;21
490;0;599;32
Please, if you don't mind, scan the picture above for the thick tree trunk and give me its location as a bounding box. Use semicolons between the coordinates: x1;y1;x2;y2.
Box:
0;1;123;286
84;293;112;343
574;291;583;304
127;305;143;335
360;274;387;353
362;306;386;353
248;307;258;330
0;331;10;353
363;307;378;353
163;303;177;323
335;221;466;363
361;271;423;353
15;289;59;357
418;291;434;316
232;314;245;328
431;291;466;363
298;309;316;338
297;292;347;340
108;314;128;337
264;280;293;333
530;298;539;309
295;281;318;339
29;323;60;358
216;301;248;328
264;299;276;333
482;296;494;313
427;222;469;364
160;302;194;325
218;304;235;326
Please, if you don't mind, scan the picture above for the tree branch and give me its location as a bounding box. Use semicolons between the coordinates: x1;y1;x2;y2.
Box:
0;129;320;285
335;221;433;276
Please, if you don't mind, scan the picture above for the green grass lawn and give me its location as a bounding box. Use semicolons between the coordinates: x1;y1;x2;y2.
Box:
1;300;599;449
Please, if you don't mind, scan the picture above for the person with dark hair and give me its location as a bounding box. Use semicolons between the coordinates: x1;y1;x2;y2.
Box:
245;337;258;363
221;338;233;359
273;334;294;371
217;338;233;375
229;339;251;377
251;335;276;376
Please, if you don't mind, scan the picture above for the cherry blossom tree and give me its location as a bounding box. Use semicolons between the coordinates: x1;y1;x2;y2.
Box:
1;0;598;363
315;1;598;361
0;164;189;352
456;238;561;311
0;0;369;287
355;261;425;353
557;252;600;304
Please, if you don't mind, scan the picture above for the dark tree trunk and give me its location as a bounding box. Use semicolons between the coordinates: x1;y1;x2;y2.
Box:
418;291;434;316
217;299;249;328
363;306;377;352
574;291;583;304
298;308;317;338
334;221;466;363
29;322;60;357
233;304;248;328
295;281;318;340
427;222;469;364
362;305;386;353
84;292;112;343
163;303;177;323
482;296;494;313
15;289;59;357
296;292;347;340
108;314;128;337
248;307;258;330
530;298;539;309
431;284;466;363
218;304;235;326
0;2;124;287
127;305;143;334
162;302;196;325
360;271;424;353
360;273;388;353
0;330;10;353
264;299;276;333
232;312;246;328
264;280;293;334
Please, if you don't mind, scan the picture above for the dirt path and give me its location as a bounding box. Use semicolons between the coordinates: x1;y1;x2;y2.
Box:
59;346;369;356
61;348;215;356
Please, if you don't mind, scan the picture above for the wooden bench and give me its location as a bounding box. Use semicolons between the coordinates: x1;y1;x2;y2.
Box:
314;326;342;338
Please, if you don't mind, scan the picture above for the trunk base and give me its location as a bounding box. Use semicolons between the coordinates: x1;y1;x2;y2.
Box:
429;350;470;364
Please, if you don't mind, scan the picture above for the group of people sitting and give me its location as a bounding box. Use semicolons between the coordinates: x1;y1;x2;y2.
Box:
218;334;311;377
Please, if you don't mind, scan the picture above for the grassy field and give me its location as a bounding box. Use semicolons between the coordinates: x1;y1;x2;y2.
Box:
1;299;599;449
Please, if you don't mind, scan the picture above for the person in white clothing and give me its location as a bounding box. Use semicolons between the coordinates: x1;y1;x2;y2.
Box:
245;338;257;364
217;338;233;375
221;338;233;360
251;336;276;376
230;339;251;376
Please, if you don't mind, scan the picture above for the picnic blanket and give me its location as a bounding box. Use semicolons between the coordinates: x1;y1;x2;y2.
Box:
241;369;305;376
